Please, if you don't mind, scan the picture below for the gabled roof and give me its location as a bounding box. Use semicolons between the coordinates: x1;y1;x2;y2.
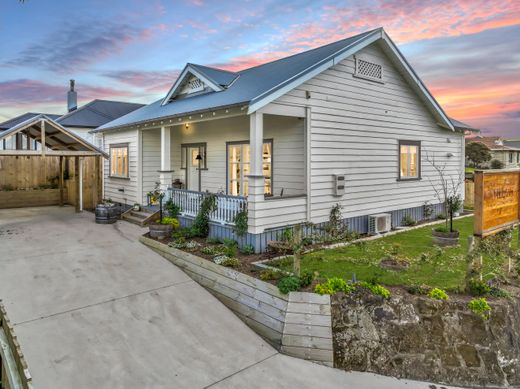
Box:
0;112;61;131
0;114;108;157
465;136;520;151
57;99;145;128
96;28;454;132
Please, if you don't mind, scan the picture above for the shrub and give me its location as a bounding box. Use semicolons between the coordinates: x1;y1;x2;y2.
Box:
490;159;504;169
299;270;315;288
222;239;238;258
489;287;510;298
314;277;354;295
206;236;222;244
191;194;217;237
184;240;201;251
467;279;491;296
407;284;430;295
434;225;450;233
159;217;180;228
240;244;255;255
401;215;416;227
164;199;181;218
359;281;391;299
232;210;248;237
260;268;282;281
278;276;301;294
200;246;226;256
172;228;196;240
437;213;446;220
468;298;491;319
428;287;449;301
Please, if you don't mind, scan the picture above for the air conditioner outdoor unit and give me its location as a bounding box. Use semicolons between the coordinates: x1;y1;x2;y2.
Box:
368;213;391;235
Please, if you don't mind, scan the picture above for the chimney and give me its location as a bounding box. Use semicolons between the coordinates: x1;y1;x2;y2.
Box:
67;79;77;112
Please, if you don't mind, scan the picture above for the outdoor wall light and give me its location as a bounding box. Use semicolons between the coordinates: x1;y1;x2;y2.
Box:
185;123;189;129
447;152;454;157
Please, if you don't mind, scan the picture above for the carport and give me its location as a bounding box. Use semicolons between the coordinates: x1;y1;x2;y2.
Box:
0;114;107;211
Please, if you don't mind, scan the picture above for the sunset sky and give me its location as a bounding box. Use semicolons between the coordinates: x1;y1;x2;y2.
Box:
1;0;518;136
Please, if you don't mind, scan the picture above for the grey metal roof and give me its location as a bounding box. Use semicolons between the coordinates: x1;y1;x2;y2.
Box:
504;140;520;149
96;29;378;132
57;99;145;128
189;63;238;87
449;117;480;132
0;112;61;131
0;114;108;156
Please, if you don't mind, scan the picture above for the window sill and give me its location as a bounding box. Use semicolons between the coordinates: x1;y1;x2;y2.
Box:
109;175;130;180
397;177;422;182
264;193;307;200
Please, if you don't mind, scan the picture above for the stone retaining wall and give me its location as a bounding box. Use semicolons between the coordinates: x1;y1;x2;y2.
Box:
140;236;333;366
332;289;520;388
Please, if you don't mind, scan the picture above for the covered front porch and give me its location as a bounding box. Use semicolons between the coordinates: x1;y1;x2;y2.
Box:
143;104;310;233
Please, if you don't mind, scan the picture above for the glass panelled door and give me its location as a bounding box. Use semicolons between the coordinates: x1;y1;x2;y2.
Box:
227;141;272;196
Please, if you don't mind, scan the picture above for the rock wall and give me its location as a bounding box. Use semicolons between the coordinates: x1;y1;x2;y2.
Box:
332;290;520;388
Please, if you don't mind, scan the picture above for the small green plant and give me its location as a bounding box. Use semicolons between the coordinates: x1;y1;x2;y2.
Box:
240;244;255;255
260;268;282;281
437;213;446;220
489;287;510;298
434;225;450;233
401;214;416;227
213;255;240;268
326;203;343;238
428;287;449;301
314;277;354;295
299;270;315;288
172;228;196;240
407;284;430;295
467;279;491;296
191;194;217;237
468;298;491;319
358;281;391;299
222;239;238;257
279;228;293;242
232;209;248;237
389;243;401;257
159;217;180;228
278;276;301;294
164;199;181;218
200;246;226;256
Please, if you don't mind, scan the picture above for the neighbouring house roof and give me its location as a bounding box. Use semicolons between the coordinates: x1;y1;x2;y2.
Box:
504;139;520;149
56;99;145;128
465;136;520;151
0;114;108;157
449;117;480;133
95;28;454;133
0;112;61;131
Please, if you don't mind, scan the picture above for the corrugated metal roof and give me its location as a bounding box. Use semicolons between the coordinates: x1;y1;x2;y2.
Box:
449;117;480;132
0;112;61;130
95;29;378;132
57;99;145;128
189;63;238;87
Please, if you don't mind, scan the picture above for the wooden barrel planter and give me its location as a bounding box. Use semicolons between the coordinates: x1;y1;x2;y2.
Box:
148;223;173;239
432;229;460;247
95;204;121;224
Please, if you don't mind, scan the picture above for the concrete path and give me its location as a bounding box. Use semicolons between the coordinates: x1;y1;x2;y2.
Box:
0;207;456;388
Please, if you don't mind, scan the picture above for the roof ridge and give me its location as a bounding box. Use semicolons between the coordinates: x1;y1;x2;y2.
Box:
237;29;380;74
189;63;238;75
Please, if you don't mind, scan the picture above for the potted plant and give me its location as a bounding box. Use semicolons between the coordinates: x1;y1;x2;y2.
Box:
133;203;141;211
148;192;180;239
427;153;464;247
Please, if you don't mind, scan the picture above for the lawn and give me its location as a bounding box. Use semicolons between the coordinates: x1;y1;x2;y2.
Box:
272;216;517;291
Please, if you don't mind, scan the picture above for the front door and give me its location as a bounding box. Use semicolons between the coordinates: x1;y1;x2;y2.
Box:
186;146;200;191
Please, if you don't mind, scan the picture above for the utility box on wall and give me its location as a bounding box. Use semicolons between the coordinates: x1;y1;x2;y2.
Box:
333;174;345;196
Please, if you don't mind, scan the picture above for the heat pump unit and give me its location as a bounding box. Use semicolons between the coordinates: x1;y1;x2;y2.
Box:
333;174;346;196
368;213;391;235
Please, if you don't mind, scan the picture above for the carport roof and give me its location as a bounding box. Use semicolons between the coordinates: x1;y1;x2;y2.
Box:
0;114;108;157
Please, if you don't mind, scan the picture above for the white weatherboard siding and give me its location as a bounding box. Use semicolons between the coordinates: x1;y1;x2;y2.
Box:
104;129;139;205
274;41;463;224
139;114;305;203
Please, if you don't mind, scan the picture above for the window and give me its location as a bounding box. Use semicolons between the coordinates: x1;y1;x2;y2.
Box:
509;152;514;163
399;140;420;180
110;144;129;178
517;153;519;164
181;143;207;169
227;140;272;196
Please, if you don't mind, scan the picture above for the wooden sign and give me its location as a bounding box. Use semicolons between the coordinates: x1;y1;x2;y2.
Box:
474;170;520;237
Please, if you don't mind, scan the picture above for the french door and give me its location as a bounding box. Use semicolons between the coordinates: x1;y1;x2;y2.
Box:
227;141;272;196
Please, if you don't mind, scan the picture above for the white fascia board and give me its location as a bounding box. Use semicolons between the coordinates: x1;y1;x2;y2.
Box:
247;29;383;115
161;65;223;106
380;32;454;131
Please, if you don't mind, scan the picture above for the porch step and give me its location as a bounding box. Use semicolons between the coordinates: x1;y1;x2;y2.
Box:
121;208;159;227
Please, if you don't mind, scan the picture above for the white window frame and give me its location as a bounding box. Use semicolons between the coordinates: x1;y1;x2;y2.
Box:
109;144;129;178
398;140;421;180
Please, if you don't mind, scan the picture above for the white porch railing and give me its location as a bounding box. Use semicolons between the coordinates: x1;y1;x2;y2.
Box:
168;188;247;225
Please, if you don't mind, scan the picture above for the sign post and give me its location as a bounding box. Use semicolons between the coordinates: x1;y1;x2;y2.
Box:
474;169;520;237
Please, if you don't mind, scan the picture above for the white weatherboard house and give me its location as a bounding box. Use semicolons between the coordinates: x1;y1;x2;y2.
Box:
95;28;465;251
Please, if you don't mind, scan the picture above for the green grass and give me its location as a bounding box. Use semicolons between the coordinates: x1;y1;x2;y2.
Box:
273;217;516;291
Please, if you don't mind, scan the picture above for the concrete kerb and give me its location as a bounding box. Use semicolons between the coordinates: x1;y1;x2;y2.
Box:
139;236;334;367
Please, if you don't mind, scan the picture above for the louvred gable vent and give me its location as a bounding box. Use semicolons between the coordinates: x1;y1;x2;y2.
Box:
356;58;383;80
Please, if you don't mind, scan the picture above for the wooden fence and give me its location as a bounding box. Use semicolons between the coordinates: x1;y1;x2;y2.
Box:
464;180;475;208
0;155;102;210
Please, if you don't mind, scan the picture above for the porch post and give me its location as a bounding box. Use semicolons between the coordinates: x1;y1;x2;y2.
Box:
159;126;173;192
247;112;265;234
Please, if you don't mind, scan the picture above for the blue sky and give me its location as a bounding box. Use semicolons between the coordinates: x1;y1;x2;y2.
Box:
1;0;519;136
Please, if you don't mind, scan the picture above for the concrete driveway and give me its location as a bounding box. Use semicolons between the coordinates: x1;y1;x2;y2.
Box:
0;207;454;388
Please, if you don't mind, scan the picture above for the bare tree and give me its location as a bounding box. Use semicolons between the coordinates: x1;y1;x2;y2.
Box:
426;152;464;232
